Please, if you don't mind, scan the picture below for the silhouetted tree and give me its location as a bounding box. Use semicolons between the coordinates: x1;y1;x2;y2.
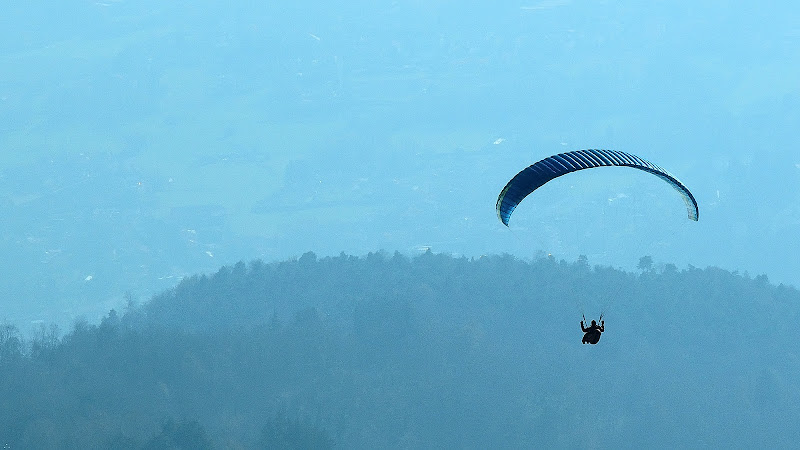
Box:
0;323;22;364
637;255;654;272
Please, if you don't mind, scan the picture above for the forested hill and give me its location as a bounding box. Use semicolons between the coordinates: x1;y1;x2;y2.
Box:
2;251;800;448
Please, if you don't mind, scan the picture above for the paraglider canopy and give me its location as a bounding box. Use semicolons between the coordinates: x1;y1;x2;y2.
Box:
496;149;698;226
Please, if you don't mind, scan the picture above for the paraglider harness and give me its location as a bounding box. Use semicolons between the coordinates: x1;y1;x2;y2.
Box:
581;313;604;345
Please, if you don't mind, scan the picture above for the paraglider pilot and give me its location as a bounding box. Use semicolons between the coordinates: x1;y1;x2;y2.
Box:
581;315;604;344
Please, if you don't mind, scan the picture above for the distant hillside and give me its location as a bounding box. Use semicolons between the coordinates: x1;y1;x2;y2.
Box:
2;251;799;448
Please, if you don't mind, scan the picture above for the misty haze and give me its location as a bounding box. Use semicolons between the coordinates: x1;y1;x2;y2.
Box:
1;0;799;448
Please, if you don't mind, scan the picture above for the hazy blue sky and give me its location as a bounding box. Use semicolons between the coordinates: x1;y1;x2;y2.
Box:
1;0;798;329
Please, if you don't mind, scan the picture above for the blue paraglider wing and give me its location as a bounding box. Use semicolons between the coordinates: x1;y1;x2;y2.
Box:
496;149;698;226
